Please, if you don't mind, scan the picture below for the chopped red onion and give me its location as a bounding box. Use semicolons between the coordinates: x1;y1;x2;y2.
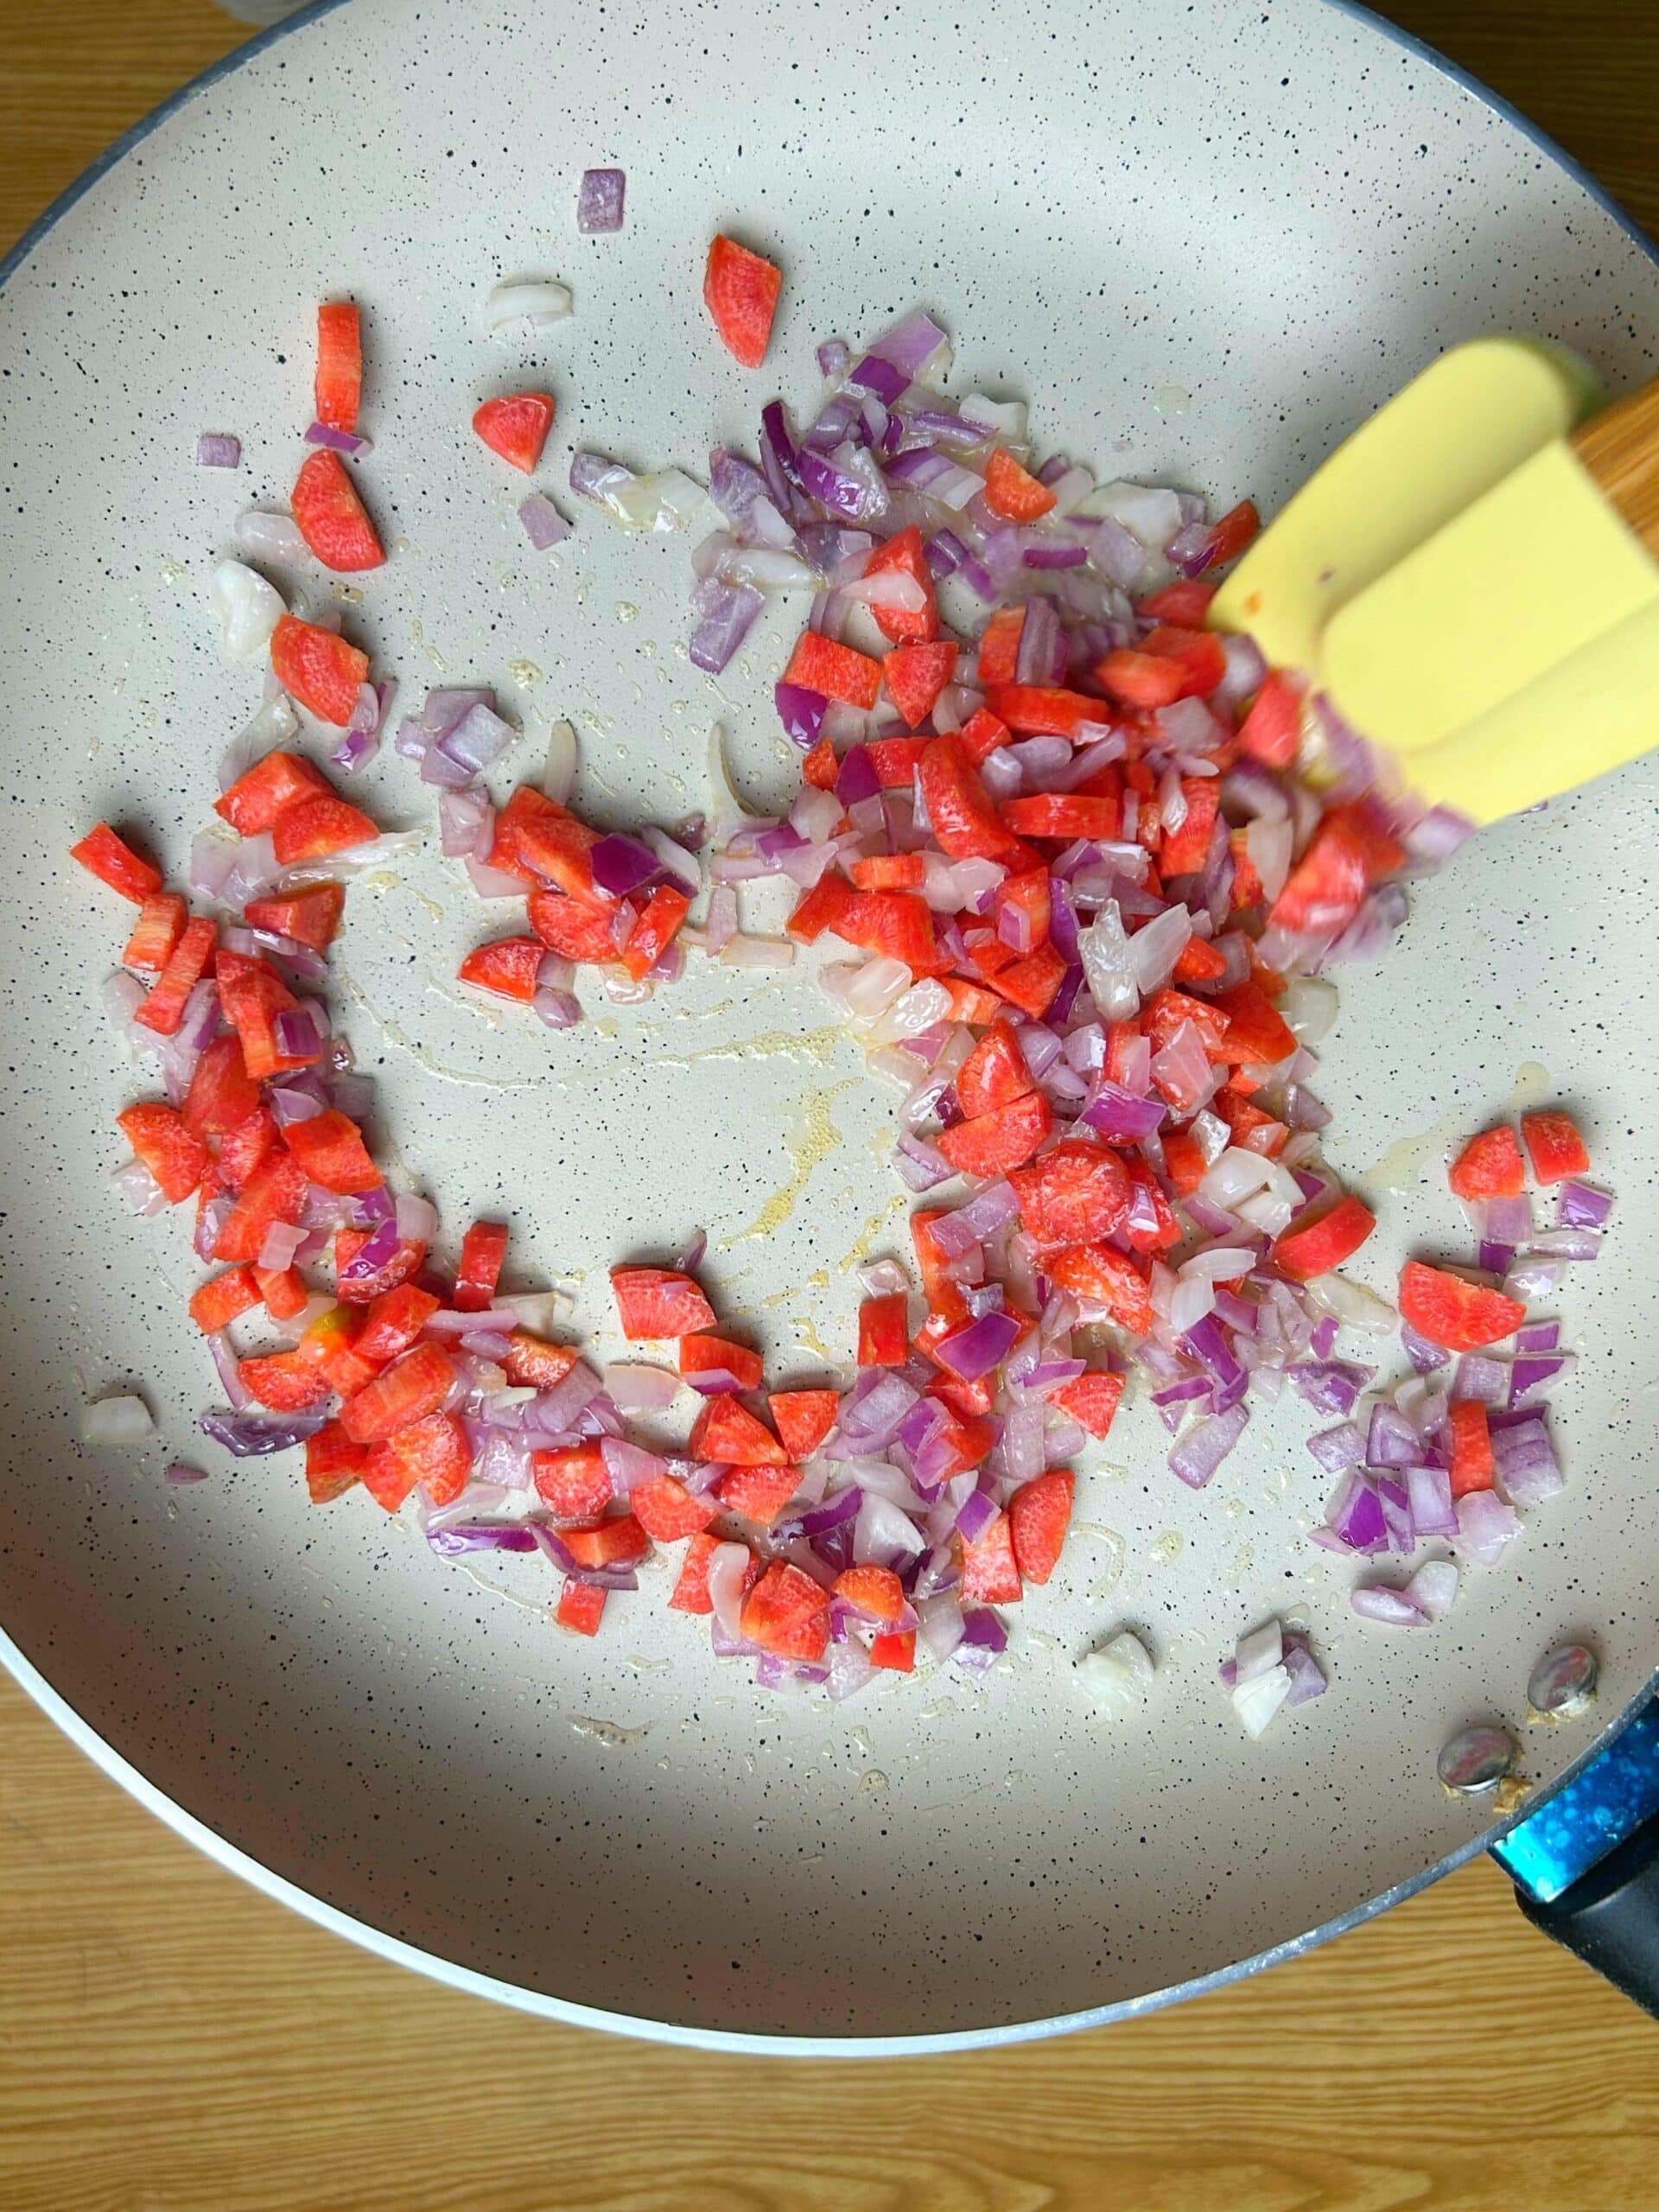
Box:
200;1406;327;1456
1167;1402;1249;1489
1351;1584;1430;1629
304;420;372;456
1557;1180;1613;1230
195;433;242;468
519;493;572;550
577;166;626;232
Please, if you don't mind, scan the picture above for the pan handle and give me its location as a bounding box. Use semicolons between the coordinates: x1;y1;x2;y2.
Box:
1494;1698;1659;2016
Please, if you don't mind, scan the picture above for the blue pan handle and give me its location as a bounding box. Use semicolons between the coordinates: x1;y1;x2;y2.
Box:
1494;1699;1659;2014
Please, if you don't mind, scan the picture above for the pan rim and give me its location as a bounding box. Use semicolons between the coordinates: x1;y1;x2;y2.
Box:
1;0;1654;2053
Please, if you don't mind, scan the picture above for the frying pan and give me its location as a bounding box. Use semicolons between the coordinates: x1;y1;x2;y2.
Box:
3;0;1659;2054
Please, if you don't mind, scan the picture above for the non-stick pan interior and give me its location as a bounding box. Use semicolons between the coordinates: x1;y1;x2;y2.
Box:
2;0;1657;2044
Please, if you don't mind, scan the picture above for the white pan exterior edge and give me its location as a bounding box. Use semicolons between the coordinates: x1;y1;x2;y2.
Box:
3;0;1658;2050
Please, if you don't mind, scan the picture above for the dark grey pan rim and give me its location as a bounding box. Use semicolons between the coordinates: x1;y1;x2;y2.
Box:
1;0;1654;2054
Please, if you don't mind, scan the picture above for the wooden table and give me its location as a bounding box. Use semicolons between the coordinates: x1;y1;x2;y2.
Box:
3;6;1658;2206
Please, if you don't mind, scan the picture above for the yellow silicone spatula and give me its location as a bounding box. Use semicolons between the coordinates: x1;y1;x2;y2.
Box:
1209;337;1659;824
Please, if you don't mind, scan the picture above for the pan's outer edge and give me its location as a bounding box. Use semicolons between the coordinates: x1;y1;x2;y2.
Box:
1;0;1656;2053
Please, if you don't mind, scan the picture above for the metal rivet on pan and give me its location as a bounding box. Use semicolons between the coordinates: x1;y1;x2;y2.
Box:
1438;1723;1516;1796
1528;1642;1599;1720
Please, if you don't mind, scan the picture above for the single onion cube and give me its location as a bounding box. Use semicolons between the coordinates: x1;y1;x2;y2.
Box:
578;168;626;233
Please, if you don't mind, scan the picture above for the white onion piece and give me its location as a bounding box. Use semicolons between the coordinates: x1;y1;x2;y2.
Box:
1405;1559;1460;1621
1077;1630;1154;1716
1233;1619;1283;1685
543;719;577;804
234;510;308;564
1079;902;1139;1021
1233;1666;1293;1738
1302;1272;1398;1334
81;1393;155;1446
717;544;816;593
483;278;574;340
706;1541;752;1639
209;559;285;662
720;933;795;969
840;955;912;1022
218;691;300;791
502;1291;569;1332
1127;900;1192;994
1245;815;1294;906
840;571;928;614
868;978;953;1044
1279;976;1340;1048
957;393;1027;442
1080;480;1185;549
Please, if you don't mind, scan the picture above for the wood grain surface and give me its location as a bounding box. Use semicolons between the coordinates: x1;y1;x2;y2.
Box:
3;5;1658;2209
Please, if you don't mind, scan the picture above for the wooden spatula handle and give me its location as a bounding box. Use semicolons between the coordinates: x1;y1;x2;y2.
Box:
1572;378;1659;559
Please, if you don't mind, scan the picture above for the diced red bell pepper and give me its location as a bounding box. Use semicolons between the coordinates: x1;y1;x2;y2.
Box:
281;1107;381;1196
526;890;619;963
942;980;1005;1025
354;1283;441;1366
271;792;378;867
668;1529;730;1614
739;1560;830;1662
1268;815;1370;938
802;737;839;791
1000;793;1121;842
270;615;370;728
124;893;186;971
1210;980;1296;1068
1138;581;1217;624
960;1511;1022;1604
1522;1109;1590;1185
869;1629;917;1672
315;302;363;435
333;1227;426;1304
1145;624;1227;697
361;1442;422;1511
1449;1399;1496;1497
379;1410;473;1505
983;447;1057;521
1237;670;1304;769
245;881;346;953
1228;830;1265;912
883;640;957;729
984;684;1104;742
920;733;1031;864
862;524;938;645
680;1333;764;1392
857;1292;910;1368
868;737;933;791
632;1472;719;1542
1159;779;1222;877
500;1328;580;1388
561;1515;649;1570
957;1023;1034;1119
703;234;782;368
131;916;218;1035
256;1265;312;1324
510;805;607;904
1046;1243;1154;1334
782;631;883;710
937;1089;1052;1177
340;1341;456;1444
1448;1126;1527;1201
989;944;1067;1020
188;1265;262;1333
1398;1260;1526;1352
214;953;305;1082
291;448;385;571
486;784;563;883
1145;986;1231;1061
117;1101;208;1203
1052;1370;1125;1439
556;1580;609;1637
976;607;1026;687
1093;650;1188;709
1161;1128;1208;1197
768;1389;839;1459
1196;499;1261;569
621;885;690;980
1273;1193;1376;1282
458;937;546;1004
1008;1140;1130;1246
454;1220;509;1312
533;1443;613;1519
785;872;857;946
1173;934;1229;985
181;1033;262;1141
833;1562;907;1623
612;1266;716;1339
1008;1469;1073;1585
690;1394;786;1466
70;823;162;903
951;712;1007;773
1217;1090;1288;1158
834;888;945;972
851;854;926;891
239;1349;332;1413
473;391;556;474
715;1463;801;1527
306;1418;369;1504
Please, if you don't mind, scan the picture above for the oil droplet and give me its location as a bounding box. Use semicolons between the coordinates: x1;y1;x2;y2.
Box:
569;1715;649;1747
1510;1059;1553;1112
842;1192;909;1272
1232;1543;1255;1584
919;1699;957;1720
849;1726;873;1756
1361;1105;1465;1195
656;1026;846;1072
158;556;188;584
615;601;640;623
722;1079;860;1244
1152;385;1192;417
1148;1530;1185;1566
1073;1524;1127;1597
507;658;543;688
858;1769;889;1796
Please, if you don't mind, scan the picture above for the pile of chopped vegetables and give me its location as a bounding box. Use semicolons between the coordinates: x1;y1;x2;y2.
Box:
74;264;1608;1713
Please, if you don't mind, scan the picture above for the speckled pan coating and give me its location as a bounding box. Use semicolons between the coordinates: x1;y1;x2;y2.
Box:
2;0;1658;2050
